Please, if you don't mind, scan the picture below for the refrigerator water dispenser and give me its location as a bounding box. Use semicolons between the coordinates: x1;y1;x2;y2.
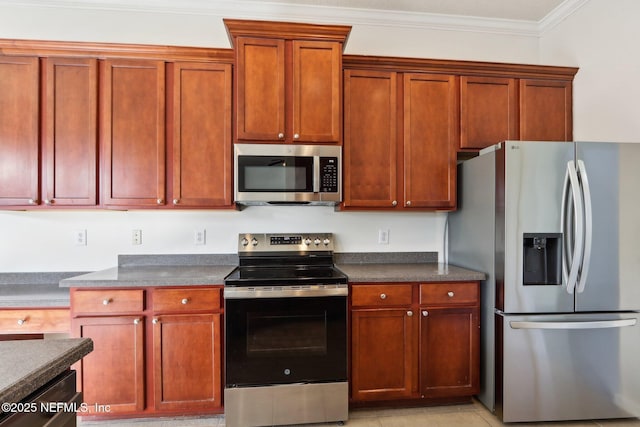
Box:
523;233;562;285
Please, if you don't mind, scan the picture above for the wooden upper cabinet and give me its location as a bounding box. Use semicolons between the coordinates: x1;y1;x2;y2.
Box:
43;57;98;206
520;79;572;141
403;73;458;210
170;62;233;208
226;19;350;145
460;76;517;150
343;69;397;208
0;55;39;206
101;59;165;207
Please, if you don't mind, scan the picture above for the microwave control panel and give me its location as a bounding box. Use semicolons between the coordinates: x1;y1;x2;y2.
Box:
319;157;339;193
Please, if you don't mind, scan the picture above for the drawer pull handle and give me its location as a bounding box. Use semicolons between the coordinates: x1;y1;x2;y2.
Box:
407;311;413;317
152;318;159;324
133;318;140;325
17;318;26;325
422;310;429;317
181;298;189;305
380;293;387;300
447;291;455;297
102;299;112;305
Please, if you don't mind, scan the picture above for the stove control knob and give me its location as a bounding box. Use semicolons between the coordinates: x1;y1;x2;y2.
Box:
251;238;258;247
323;238;330;246
314;238;321;246
304;238;311;245
241;238;249;247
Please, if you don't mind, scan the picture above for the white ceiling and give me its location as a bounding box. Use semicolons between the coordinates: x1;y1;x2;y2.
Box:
246;0;569;22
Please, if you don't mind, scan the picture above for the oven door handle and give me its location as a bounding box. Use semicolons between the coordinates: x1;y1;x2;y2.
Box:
224;285;348;299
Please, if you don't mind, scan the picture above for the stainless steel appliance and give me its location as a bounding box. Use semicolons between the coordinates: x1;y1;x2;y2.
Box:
234;144;341;205
223;233;348;427
449;141;640;422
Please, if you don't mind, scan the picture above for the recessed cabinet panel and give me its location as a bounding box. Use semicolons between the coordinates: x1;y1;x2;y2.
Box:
43;57;98;206
235;37;285;141
403;73;458;209
460;76;517;150
520;79;572;142
0;55;39;206
172;62;232;207
343;70;397;207
102;59;165;206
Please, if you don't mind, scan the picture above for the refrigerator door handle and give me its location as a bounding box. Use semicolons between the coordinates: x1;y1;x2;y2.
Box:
576;160;593;294
562;161;585;294
510;318;637;330
561;164;571;286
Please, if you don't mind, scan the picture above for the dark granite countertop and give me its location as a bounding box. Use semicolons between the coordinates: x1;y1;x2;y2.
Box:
337;262;486;283
0;338;93;407
0;273;83;308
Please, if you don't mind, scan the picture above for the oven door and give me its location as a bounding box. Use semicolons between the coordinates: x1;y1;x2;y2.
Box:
225;295;347;387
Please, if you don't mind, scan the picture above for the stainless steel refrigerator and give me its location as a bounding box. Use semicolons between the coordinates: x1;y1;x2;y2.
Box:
448;140;640;422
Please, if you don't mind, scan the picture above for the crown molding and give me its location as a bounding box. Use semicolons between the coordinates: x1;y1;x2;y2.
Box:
0;0;589;38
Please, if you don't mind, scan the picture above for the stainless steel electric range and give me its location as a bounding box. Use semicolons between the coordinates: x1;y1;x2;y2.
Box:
223;233;348;427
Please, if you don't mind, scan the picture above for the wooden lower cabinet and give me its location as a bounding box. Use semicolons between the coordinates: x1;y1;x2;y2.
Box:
71;286;223;418
350;282;480;404
152;313;222;411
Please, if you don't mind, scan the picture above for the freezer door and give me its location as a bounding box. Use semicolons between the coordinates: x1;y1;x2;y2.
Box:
498;312;640;423
575;142;640;311
501;141;575;313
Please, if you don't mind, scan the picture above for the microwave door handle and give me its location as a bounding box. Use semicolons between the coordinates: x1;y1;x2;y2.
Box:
313;156;320;193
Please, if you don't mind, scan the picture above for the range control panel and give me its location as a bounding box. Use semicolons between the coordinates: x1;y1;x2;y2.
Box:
238;233;335;252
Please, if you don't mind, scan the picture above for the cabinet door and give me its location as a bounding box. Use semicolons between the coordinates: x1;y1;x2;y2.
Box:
0;55;39;206
343;70;398;208
102;59;165;206
419;307;479;398
403;73;458;209
171;62;232;207
43;57;98;206
235;37;285;142
74;316;145;413
351;309;415;401
520;79;572;141
293;40;341;143
460;76;517;150
152;313;222;411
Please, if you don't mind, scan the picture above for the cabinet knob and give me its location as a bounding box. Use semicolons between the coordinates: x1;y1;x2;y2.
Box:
447;291;455;297
44;199;52;205
156;198;163;205
17;318;26;325
407;311;413;317
278;133;285;139
28;199;37;205
380;293;387;300
422;310;429;317
181;298;189;305
391;200;397;207
173;199;179;205
102;299;111;305
133;318;140;325
152;318;159;324
293;133;300;140
406;201;412;206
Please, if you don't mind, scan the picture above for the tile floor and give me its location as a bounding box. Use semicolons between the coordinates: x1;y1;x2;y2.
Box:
78;399;640;427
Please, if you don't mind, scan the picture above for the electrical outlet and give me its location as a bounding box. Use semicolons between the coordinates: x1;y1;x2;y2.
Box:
74;229;87;246
194;229;206;245
132;229;142;245
378;229;390;244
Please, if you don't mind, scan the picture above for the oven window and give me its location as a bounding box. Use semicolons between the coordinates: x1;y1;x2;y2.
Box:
247;312;327;357
238;156;313;192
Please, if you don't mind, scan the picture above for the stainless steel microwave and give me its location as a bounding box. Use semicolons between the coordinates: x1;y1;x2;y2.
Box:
234;144;342;206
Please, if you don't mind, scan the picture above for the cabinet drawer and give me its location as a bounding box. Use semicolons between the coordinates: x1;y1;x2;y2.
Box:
420;282;478;306
152;288;221;313
0;308;70;333
351;284;412;307
72;289;144;314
